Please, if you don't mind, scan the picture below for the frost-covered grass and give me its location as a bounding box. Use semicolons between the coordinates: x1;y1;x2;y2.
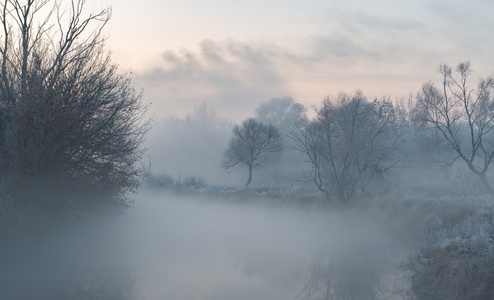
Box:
301;187;494;299
357;189;494;300
144;171;322;204
396;198;494;300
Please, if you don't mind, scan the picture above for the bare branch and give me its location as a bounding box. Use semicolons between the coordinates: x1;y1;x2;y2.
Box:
414;62;494;193
0;0;148;208
289;92;403;203
223;118;282;185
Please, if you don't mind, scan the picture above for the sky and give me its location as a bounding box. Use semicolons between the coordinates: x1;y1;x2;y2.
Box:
97;0;494;121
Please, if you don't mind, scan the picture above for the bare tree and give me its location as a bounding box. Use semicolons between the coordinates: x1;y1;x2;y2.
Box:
185;102;219;130
223;118;282;186
414;62;494;193
0;0;148;209
290;92;402;203
255;97;306;139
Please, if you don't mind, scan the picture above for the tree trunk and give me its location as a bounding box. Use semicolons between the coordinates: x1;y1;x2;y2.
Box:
336;187;348;205
463;160;494;194
246;164;253;186
480;173;494;194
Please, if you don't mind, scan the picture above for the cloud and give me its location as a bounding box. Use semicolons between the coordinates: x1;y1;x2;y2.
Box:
136;39;290;121
135;2;494;122
422;0;494;59
303;8;427;65
136;32;424;122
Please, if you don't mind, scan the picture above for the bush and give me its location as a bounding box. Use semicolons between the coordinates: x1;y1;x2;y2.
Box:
176;175;208;190
399;207;494;300
145;173;208;190
146;172;175;189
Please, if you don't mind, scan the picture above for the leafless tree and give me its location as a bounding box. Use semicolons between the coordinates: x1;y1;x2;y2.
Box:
414;62;494;194
0;0;148;209
290;92;402;203
255;97;306;138
223;118;282;186
185;102;219;130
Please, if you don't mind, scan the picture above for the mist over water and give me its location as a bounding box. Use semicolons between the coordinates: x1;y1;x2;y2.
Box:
128;190;328;299
1;189;416;299
1;1;493;299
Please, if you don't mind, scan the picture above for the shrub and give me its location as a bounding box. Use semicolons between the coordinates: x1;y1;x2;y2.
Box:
176;175;208;190
146;172;175;189
399;208;494;300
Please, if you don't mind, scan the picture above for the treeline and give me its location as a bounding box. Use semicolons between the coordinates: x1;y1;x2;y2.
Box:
144;63;494;298
147;61;494;204
215;62;494;205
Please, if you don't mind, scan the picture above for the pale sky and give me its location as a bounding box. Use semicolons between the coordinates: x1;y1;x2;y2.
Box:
96;0;494;121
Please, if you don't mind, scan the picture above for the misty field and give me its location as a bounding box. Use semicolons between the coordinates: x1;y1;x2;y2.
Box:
2;1;494;299
3;187;493;299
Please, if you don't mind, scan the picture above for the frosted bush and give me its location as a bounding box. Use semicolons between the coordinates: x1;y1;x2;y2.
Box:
145;172;175;189
176;175;208;190
399;207;494;300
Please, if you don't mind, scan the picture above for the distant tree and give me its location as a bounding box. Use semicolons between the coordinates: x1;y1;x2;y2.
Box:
185;102;219;130
0;0;148;209
223;118;282;186
414;62;494;193
255;97;306;138
290;92;402;203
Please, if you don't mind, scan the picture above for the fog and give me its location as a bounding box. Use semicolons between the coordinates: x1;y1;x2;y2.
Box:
0;189;417;299
4;98;492;299
145;102;310;187
2;1;494;298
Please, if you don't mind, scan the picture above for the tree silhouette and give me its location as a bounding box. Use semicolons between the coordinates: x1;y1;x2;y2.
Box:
223;118;282;186
0;0;148;209
415;62;494;194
